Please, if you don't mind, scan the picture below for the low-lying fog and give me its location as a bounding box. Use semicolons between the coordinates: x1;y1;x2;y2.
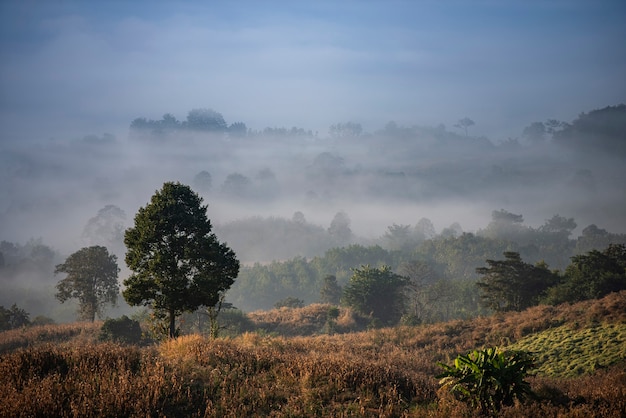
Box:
1;105;625;321
1;113;624;259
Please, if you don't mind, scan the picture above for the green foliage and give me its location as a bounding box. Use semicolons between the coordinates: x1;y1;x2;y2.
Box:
123;182;240;338
437;347;535;415
342;265;408;326
476;252;559;312
274;297;305;309
544;243;626;304
416;232;507;280
319;275;342;305
31;315;55;326
575;224;626;255
99;316;143;345
0;304;30;330
54;246;120;322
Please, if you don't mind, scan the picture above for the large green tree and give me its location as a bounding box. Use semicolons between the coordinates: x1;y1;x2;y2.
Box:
342;265;408;326
544;243;626;304
476;252;558;312
55;246;120;322
123;182;239;338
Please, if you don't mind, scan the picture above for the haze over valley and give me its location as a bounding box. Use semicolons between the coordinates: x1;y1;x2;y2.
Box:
1;1;625;319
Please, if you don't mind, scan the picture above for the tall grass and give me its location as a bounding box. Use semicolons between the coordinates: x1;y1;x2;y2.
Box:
1;291;625;417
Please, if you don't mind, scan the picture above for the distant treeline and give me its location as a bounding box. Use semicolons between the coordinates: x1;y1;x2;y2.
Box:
226;210;626;315
129;104;626;157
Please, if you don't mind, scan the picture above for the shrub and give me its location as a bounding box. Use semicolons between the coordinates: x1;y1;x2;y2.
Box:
437;347;535;415
99;315;143;345
274;297;305;309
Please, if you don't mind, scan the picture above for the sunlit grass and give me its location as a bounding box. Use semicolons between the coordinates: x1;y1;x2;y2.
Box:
1;291;625;417
508;322;626;377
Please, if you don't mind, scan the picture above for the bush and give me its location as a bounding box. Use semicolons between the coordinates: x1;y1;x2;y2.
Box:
99;315;143;345
274;297;304;309
437;347;535;415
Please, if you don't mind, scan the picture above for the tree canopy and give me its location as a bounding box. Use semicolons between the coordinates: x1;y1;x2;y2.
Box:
544;244;626;304
342;265;408;326
476;252;558;312
55;246;120;322
123;182;239;338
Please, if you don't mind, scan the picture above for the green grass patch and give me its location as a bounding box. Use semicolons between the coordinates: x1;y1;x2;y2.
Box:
507;322;626;378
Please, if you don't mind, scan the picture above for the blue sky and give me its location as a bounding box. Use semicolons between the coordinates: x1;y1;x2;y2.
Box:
1;0;625;140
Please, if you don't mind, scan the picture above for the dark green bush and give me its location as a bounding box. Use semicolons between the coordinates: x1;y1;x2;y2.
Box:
99;315;143;345
274;297;305;309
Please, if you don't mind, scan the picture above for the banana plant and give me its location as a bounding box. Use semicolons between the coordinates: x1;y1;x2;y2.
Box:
437;347;535;414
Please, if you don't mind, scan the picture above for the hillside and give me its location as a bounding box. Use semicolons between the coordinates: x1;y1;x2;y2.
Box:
1;292;625;417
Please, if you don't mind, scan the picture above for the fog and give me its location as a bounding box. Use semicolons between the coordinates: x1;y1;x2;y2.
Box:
1;117;624;255
1;1;625;320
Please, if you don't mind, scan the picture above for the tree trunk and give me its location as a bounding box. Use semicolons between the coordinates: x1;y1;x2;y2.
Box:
169;308;176;339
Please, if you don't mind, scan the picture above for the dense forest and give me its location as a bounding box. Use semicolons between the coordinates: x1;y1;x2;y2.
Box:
1;104;625;324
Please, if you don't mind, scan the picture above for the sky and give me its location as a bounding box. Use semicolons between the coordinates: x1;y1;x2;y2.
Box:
1;0;625;142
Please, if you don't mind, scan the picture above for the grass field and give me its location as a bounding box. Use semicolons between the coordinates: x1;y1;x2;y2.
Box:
1;291;625;417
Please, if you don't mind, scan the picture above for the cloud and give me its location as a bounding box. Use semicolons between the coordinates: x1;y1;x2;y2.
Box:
1;1;625;141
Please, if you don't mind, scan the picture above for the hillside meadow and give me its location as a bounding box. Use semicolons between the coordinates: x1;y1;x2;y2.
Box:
1;291;625;417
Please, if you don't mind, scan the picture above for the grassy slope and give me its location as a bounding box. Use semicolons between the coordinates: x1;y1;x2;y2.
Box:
1;291;625;417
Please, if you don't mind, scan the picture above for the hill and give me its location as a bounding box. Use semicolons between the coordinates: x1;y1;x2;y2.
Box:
1;291;625;417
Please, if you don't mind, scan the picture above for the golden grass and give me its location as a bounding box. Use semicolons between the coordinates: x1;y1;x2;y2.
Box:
0;321;101;354
1;291;625;417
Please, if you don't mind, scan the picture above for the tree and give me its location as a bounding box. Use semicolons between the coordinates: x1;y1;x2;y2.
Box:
397;260;445;324
184;108;227;132
82;205;127;247
522;121;546;144
415;217;436;240
221;173;251;197
319;274;342;305
0;304;30;330
193;170;212;193
454;117;475;136
329;122;362;139
342;265;409;326
328;211;353;246
55;246;120;322
228;122;247;138
552;104;626;156
476;252;558;312
544;244;626;304
123;182;240;338
383;224;414;251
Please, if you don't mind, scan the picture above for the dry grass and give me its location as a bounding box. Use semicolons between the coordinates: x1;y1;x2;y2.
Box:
1;291;625;417
0;321;101;354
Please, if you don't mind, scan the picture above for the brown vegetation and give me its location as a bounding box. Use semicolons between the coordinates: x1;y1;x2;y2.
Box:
1;292;625;417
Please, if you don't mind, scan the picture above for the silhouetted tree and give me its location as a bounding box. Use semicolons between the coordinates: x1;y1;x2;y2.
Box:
228;122;247;138
193;170;212;193
320;275;342;305
55;246;120;322
476;252;558;312
184;108;227;132
82;205;126;247
328;211;353;245
522;122;546;144
221;173;251;197
329;122;362;139
454;117;475;136
0;304;30;330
